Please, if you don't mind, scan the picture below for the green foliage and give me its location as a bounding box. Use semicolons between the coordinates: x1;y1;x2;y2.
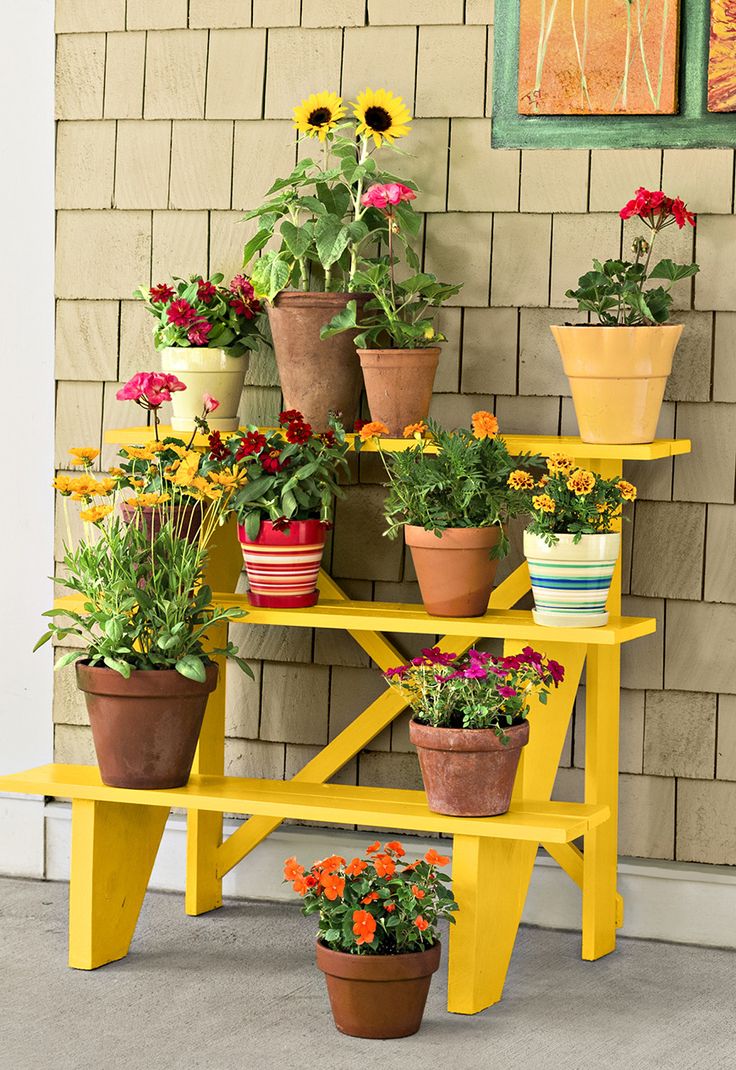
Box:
566;257;699;326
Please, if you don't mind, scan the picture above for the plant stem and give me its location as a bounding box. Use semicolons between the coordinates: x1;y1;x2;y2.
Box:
570;0;592;109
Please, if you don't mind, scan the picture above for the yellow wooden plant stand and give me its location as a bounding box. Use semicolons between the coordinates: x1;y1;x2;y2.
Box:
0;432;689;1017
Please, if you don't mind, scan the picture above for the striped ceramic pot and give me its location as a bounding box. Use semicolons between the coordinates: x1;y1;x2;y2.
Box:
523;530;620;628
238;518;328;608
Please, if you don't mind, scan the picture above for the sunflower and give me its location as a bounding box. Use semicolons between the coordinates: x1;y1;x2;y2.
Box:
293;91;346;141
352;88;412;148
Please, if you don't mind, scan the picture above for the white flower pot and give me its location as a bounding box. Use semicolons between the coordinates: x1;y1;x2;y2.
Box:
523;530;621;628
160;347;249;432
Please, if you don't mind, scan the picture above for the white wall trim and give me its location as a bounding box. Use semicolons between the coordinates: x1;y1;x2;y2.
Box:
43;803;736;950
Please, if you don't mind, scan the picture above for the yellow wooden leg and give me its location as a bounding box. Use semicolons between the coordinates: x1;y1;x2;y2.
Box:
68;798;168;970
581;644;620;960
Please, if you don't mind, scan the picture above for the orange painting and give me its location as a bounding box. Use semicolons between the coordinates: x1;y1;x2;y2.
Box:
518;0;680;115
708;0;736;112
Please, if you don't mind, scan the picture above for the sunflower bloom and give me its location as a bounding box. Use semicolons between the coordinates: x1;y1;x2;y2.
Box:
359;420;390;441
293;90;345;141
79;504;113;525
352;88;412;148
507;469;535;490
547;453;573;476
566;469;596;496
532;493;556;514
69;447;100;467
471;411;499;440
616;479;637;501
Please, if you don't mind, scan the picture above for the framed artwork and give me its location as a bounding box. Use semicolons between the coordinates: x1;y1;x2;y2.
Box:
493;0;736;147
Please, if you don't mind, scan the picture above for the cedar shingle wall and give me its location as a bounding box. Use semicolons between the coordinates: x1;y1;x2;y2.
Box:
53;0;736;867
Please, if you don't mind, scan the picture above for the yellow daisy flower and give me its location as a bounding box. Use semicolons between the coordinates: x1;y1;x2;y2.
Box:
532;494;556;514
53;475;73;496
170;451;201;487
126;493;171;509
352;88;412;148
69;447;100;467
79;504;113;525
208;466;248;489
124;446;156;461
109;467;125;478
293;91;346;141
507;470;535;491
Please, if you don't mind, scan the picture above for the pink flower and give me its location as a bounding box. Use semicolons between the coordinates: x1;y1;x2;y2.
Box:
187;317;213;346
116;371;186;410
497;685;518;698
167;299;198;328
229;274;261;319
361;182;416;210
150;283;174;304
202;393;220;414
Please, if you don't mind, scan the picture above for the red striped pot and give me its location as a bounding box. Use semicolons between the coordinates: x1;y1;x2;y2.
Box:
237;518;328;608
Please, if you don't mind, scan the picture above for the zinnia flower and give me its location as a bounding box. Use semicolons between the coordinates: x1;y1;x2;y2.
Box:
358;420;389;441
235;431;267;459
208;430;230;461
229;274;261;318
196;278;217;304
471;410;499;440
285;420;312;445
293;90;346;141
261;449;288;474
352;909;377;946
352;87;412;148
532;493;556;513
167;299;198;328
507;469;535;490
149;283;174;304
279;409;303;425
187;318;213;346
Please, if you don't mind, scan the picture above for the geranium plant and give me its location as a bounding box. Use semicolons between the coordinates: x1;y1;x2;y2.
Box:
208;408;351;540
566;187;698;325
385;645;564;738
284;840;457;955
133;273;266;356
116;371;219;443
243;89;422;300
511;454;637;546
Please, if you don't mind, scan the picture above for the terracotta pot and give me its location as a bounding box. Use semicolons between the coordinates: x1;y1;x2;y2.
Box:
524;529;621;628
405;524;502;617
160;346;249;433
409;718;529;817
76;662;218;789
315;940;441;1039
267;292;368;430
551;324;683;444
357;347;441;437
238;518;327;608
119;500;203;544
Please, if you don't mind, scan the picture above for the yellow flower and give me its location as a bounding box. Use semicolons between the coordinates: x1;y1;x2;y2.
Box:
168;443;193;459
532;494;556;514
537;475;549;487
68;475;103;501
471;411;499;440
359;421;390;441
423;325;435;341
566;469;596;496
53;475;73;496
293;91;346;141
124;446;156;461
126;493;171;509
596;502;609;514
402;421;428;439
208;466;248;489
94;478;116;495
69;447;100;467
547;453;573;476
616;479;637;502
507;469;535;491
109;467;125;478
170;450;201;486
204;486;224;500
352;88;412;148
79;504;113;525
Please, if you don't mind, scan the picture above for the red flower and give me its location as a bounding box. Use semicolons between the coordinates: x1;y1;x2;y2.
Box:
167;299;198;328
384;902;396;913
208;430;229;461
271;517;290;532
353;419;368;432
385;841;406;857
285;420;312;445
150;283;174;304
283;856;304;881
229;274;261;319
411;884;426;900
320;872;345;901
319;430;336;446
197;278;217;304
366;841;381;854
671;196;696;229
187;318;213;346
261;448;286;473
235;431;267;459
424;848;450;867
279;409;304;425
414;915;429;932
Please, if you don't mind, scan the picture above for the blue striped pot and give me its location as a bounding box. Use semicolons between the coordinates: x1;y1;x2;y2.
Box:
523;531;620;628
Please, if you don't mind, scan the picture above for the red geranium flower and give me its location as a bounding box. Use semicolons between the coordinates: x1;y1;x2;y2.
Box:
285;420;312;445
196;278;217;304
671;196;696;229
167;299;198;328
150;283;174;304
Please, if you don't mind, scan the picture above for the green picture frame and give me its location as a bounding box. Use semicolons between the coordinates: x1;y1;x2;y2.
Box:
492;0;736;148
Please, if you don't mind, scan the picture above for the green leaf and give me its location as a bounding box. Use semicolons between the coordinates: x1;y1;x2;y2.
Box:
229;655;255;680
245;510;261;541
319;299;358;339
250;253;291;301
102;656;132;678
242;228;272;269
648;258;700;283
280;219;312;259
314;215;351;268
175;655;207;683
33;631;53;652
54;650;86;670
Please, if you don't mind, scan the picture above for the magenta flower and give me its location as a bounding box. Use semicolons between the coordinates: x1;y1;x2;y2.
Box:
547;659;565;685
116;371;186;410
197;278;217;304
385;665;408;679
497;685;518;699
420;647;457;666
463;664;487;680
167;299;198;328
361;182;416;210
187;317;213;346
202;393;220;414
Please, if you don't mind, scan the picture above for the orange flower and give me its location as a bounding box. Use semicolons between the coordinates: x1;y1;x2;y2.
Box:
283;856;304;882
385;902;396;913
359;421;389;441
402;421;428;439
373;854;396;879
320;872;345;901
414;915;429;932
424;848;450;867
352;909;377;946
361;892;379;904
471;410;499;440
314;854;345;873
616;479;637;502
546;453;572;476
345;857;367;877
366;840;381;854
507;469;535;491
566;469;596;497
411;884;426;900
532;493;556;514
292;873;315;896
68;446;100;467
385;840;405;857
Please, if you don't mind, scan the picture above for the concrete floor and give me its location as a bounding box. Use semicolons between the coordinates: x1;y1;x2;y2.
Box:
1;877;734;1070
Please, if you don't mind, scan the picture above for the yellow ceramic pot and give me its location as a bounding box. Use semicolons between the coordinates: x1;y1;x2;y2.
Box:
550;324;683;444
160;347;249;432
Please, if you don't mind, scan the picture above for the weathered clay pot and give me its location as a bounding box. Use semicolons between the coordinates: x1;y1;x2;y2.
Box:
160;346;249;433
357;347;441;437
119;500;203;544
267;292;368;430
409;719;530;817
551;324;682;444
76;661;218;789
405;524;502;617
316;940;441;1039
238;518;328;608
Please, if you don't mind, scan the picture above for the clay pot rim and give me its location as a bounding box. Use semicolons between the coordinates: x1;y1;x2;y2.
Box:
356;346;442;358
405;524;503;550
271;290;370;308
409;717;530;752
76;660;219;697
315;939;441;980
550;324;684;334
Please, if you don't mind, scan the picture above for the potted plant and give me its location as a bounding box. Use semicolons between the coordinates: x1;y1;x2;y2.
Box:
321;184;462;435
385;646;564;817
553;187;698;444
133;272;267;432
242;87;419;429
513;454;637;627
284;840;457;1038
375;415;537;617
209;409;351;608
36;450;252;789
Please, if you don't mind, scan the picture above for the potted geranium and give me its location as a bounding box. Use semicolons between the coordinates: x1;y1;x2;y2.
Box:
36;452;252;790
209;409;351;607
376;415;536;617
284;840;457;1038
242;88;418;429
386;646;564;817
553;187;698;444
133;272;267;432
513;454;637;627
321;184;461;434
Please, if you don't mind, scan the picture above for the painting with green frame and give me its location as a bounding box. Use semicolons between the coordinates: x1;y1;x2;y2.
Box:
493;0;736;147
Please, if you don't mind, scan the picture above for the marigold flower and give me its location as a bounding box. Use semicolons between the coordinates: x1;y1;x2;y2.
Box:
546;453;572;476
79;504;113;525
69;447;100;467
566;469;596;496
414;915;429;932
507;469;535;491
373;854;396;879
402;421;428;439
352;909;377;946
424;848;450;867
411;884;426;900
471;410;499;440
358;421;390;441
616;479;637;502
344;858;367;878
532;493;556;514
283;857;304;882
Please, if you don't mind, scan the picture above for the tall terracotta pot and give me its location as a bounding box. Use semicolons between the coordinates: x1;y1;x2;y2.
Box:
119;500;203;543
76;661;218;789
315;940;441;1039
238;518;328;608
409;719;529;817
267;292;368;430
405;524;502;617
357;347;441;437
551;324;682;444
160;346;249;433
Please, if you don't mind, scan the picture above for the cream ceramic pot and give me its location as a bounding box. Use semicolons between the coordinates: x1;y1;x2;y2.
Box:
160;346;249;432
523;530;621;628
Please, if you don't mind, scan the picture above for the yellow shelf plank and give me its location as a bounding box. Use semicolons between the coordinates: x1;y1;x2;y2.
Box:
103;426;691;462
0;764;609;844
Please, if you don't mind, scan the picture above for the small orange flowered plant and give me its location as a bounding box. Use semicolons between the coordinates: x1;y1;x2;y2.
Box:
471;410;499;440
402;421;428;439
359;420;390;441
